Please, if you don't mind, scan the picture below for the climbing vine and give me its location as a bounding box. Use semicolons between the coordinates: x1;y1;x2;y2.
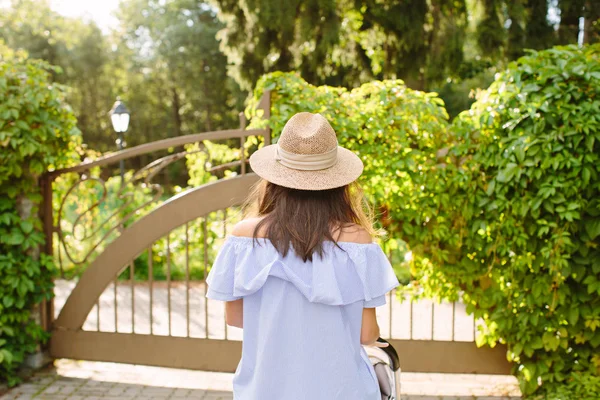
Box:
0;43;81;385
434;44;600;397
246;44;600;397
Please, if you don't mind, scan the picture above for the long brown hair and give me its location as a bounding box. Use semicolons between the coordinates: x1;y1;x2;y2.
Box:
245;180;376;262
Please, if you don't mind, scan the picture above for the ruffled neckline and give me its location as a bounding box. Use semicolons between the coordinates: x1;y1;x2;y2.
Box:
206;234;399;306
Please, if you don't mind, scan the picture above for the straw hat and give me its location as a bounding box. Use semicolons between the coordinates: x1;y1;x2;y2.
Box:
249;112;364;190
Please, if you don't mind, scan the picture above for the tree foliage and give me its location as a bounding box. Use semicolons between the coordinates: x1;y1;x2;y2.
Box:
212;0;469;90
0;0;117;152
0;0;245;156
213;0;600;91
0;43;81;385
3;0;599;150
115;0;244;137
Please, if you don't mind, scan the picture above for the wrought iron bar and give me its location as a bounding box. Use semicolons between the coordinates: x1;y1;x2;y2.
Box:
130;263;135;333
203;217;209;338
57;237;65;278
185;223;190;338
114;276;118;332
223;209;228;340
239;112;247;175
148;246;153;335
431;301;435;340
451;301;456;341
167;235;172;336
207;160;244;174
387;248;393;339
409;300;413;340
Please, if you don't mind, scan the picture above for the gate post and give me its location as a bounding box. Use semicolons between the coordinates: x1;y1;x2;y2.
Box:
21;173;54;369
40;173;55;334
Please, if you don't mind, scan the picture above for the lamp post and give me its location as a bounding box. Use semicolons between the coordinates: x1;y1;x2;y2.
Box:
109;99;130;185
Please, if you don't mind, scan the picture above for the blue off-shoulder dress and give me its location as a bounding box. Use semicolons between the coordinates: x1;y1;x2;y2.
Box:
206;236;399;400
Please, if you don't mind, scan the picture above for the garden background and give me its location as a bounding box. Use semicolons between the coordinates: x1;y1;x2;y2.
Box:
0;0;599;399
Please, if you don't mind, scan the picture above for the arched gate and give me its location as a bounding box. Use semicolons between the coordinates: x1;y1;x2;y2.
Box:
41;93;510;375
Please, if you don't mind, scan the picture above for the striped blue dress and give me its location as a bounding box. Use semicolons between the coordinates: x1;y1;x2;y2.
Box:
206;235;399;400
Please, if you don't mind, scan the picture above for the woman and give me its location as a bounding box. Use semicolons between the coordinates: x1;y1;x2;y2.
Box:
206;112;399;399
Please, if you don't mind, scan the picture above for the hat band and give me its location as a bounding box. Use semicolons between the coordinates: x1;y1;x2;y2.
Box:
275;144;338;171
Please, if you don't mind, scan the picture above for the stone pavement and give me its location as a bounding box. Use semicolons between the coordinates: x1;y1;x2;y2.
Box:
1;359;521;400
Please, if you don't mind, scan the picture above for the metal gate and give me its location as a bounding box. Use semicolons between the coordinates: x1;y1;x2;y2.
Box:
42;92;510;375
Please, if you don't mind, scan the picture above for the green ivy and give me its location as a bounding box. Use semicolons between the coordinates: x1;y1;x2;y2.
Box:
246;44;600;397
0;43;81;385
451;44;600;397
413;45;600;397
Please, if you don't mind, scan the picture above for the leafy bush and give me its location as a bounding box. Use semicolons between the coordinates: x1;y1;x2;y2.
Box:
245;71;450;281
247;45;600;396
0;43;81;385
410;45;600;397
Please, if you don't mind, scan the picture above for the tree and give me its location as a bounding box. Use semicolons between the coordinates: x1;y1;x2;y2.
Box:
213;0;600;94
116;0;244;140
212;0;470;90
0;0;119;152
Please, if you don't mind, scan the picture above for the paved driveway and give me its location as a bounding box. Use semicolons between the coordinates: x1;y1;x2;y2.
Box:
0;280;521;399
2;358;521;399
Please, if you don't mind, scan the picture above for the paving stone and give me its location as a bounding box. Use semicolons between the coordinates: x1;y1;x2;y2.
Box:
406;397;442;400
0;358;523;399
475;398;509;400
70;389;108;396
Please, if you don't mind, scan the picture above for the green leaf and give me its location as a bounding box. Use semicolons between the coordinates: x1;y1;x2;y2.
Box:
497;163;519;183
585;136;595;152
585;218;600;240
20;220;33;234
2;296;14;308
530;336;543;349
568;308;579;325
582;166;591;185
515;147;525;163
14;120;29;130
4;232;24;245
486;179;496;196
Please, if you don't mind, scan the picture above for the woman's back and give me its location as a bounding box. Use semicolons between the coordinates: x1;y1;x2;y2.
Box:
206;221;399;400
206;111;399;399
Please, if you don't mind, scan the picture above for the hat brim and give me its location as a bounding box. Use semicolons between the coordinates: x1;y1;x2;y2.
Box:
249;145;364;191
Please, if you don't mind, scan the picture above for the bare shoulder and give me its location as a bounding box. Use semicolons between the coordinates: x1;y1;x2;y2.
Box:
231;217;266;238
336;224;372;244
